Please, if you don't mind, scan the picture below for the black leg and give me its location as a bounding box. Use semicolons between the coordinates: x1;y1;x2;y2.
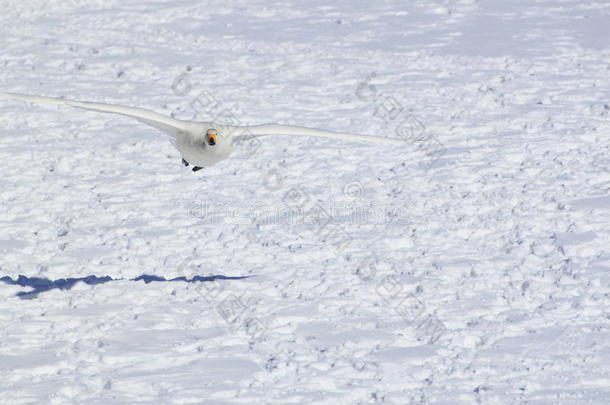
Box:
192;166;203;172
182;158;189;167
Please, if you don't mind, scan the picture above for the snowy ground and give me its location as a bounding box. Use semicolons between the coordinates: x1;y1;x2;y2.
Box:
1;0;609;403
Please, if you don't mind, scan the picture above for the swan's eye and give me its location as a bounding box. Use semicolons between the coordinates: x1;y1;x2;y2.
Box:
206;129;217;146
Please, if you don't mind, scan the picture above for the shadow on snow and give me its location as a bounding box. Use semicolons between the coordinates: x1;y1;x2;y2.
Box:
0;274;250;299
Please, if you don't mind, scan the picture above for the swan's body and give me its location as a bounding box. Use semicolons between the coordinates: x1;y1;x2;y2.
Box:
0;90;402;171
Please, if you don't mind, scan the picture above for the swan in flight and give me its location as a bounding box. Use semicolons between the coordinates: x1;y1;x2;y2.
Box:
0;90;402;172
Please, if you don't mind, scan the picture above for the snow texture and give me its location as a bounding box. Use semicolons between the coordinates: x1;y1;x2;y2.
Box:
1;0;609;403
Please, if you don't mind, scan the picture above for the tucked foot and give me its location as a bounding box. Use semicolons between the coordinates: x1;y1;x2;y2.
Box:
192;166;203;172
182;158;189;167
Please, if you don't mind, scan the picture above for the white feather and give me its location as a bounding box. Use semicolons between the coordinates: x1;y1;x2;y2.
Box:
1;90;402;168
238;124;403;145
0;90;189;137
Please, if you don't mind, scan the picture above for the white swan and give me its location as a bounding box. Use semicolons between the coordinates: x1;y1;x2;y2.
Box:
0;90;402;172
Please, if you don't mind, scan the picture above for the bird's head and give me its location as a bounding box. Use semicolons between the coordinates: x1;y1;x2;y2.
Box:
205;128;217;146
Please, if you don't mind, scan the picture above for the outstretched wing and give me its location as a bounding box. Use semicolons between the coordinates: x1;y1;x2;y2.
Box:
0;90;189;137
235;124;404;145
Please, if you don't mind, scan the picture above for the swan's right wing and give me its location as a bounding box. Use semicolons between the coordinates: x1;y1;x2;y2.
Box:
235;124;404;145
0;90;189;137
